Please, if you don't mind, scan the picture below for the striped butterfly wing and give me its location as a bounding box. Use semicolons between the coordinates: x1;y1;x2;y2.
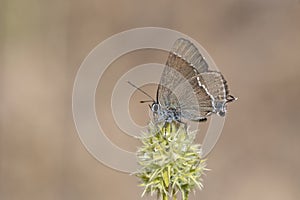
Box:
157;38;214;120
197;71;232;116
173;75;215;120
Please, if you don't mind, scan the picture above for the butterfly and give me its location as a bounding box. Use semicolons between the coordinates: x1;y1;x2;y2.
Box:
130;38;236;125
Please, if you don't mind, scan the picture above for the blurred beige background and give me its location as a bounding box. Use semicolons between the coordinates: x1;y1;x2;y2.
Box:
1;0;300;200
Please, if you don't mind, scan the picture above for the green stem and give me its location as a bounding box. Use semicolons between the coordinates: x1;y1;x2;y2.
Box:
163;193;168;200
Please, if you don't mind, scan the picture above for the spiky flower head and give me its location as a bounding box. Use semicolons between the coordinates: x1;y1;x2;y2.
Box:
136;121;208;200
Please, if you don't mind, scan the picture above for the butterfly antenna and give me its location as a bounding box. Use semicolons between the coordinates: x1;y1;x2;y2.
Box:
127;81;155;103
140;100;154;103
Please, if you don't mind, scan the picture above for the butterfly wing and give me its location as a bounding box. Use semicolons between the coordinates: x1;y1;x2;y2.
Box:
157;38;209;105
170;38;209;73
196;71;233;116
174;75;214;120
157;38;214;120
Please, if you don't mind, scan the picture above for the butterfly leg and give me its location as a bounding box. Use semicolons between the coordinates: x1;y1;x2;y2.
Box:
162;122;167;137
176;119;187;131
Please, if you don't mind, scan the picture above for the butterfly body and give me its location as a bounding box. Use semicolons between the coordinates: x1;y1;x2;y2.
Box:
151;103;181;123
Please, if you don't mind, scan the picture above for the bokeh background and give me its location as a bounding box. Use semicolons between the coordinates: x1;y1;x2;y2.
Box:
1;0;300;199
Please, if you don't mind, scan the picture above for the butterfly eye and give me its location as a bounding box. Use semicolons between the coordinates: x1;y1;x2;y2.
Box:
151;103;160;112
